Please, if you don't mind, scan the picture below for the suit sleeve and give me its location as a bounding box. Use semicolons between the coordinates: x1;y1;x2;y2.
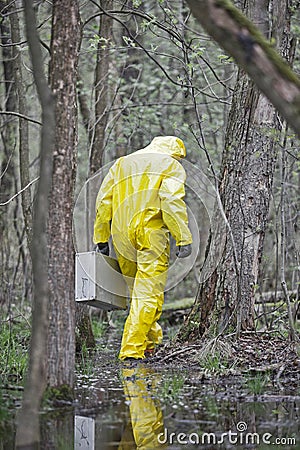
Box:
93;167;114;244
159;161;193;246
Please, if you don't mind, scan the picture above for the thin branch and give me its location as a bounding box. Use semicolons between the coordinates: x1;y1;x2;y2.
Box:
86;6;231;101
0;150;13;181
280;128;297;342
158;345;201;362
0;176;39;206
0;110;42;125
83;7;183;42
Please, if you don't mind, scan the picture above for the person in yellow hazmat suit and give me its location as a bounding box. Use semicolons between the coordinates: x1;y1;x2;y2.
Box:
93;136;192;361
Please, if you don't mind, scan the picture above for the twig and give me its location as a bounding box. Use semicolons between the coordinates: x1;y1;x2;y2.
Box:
239;330;283;335
158;345;201;362
0;151;13;181
11;306;31;328
0;176;39;206
2;384;24;391
275;364;286;382
0;314;22;324
243;362;283;373
0;110;42;125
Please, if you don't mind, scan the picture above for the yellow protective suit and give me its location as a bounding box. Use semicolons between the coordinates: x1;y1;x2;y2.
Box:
93;136;192;360
118;366;166;450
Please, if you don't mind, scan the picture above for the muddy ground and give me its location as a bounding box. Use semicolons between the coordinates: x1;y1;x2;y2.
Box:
152;333;300;384
99;329;300;396
1;321;299;449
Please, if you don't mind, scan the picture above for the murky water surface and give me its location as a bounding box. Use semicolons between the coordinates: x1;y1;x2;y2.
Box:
1;335;299;449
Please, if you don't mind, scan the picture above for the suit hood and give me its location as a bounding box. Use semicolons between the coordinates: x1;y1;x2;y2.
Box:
138;136;186;159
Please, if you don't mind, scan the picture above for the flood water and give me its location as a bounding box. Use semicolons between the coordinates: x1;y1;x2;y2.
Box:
1;334;299;449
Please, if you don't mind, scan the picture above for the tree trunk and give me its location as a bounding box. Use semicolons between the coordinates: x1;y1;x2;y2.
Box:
0;1;17;219
89;0;113;172
179;0;293;340
0;1;18;307
47;0;81;388
15;0;55;446
76;1;114;350
9;0;32;242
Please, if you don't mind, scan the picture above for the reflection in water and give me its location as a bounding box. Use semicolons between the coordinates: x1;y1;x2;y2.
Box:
118;365;166;450
74;416;95;449
74;364;166;450
33;353;300;450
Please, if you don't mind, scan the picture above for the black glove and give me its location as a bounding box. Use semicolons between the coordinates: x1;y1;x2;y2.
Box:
176;244;192;258
96;242;109;256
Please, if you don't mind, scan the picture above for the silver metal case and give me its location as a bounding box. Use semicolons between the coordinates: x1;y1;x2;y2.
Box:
75;251;127;310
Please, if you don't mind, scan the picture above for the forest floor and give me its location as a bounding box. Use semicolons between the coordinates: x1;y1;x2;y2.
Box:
84;300;300;400
95;314;300;399
146;332;300;396
67;327;299;450
151;332;299;375
99;304;300;391
1;312;300;449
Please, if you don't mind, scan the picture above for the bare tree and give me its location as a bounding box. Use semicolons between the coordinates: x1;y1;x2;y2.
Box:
9;1;32;242
47;0;81;388
0;1;18;307
15;0;55;445
0;1;17;225
89;0;113;171
75;1;114;352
